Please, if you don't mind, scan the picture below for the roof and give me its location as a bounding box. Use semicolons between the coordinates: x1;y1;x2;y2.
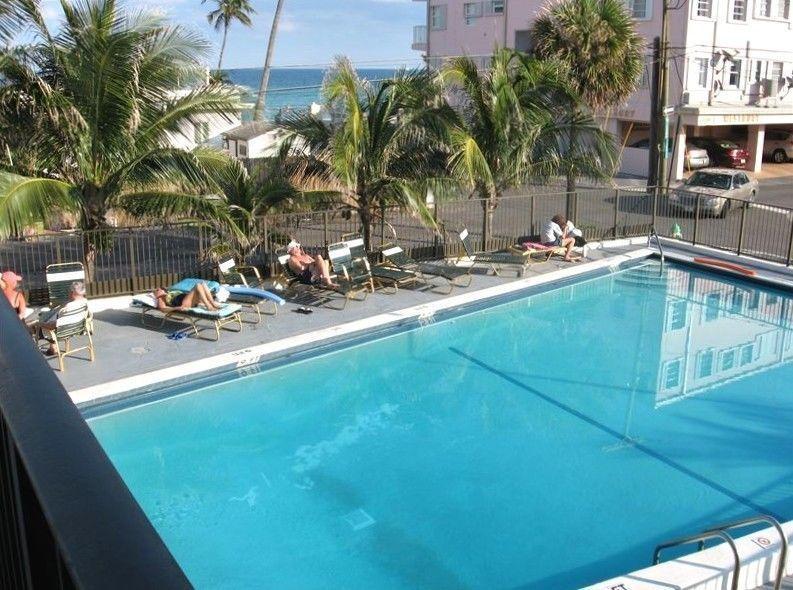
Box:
222;121;278;141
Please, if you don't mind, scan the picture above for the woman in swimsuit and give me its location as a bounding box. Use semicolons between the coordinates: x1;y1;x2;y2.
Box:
154;282;221;312
2;270;28;319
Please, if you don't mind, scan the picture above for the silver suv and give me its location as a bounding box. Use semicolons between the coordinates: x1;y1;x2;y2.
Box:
763;129;793;163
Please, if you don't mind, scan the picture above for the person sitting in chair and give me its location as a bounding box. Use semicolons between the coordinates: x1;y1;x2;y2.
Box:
542;214;582;262
32;281;88;356
286;240;338;287
1;270;28;320
153;282;220;312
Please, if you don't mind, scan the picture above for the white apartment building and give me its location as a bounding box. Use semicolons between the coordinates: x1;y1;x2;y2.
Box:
412;0;793;179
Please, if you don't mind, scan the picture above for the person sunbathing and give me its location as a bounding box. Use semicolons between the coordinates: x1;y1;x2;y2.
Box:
286;240;338;287
154;282;220;312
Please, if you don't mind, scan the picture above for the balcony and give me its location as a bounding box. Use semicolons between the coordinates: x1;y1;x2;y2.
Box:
412;25;427;51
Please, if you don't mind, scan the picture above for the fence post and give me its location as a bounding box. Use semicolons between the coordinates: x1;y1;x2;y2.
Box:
529;196;535;236
737;202;747;256
786;216;793;266
433;201;441;258
128;230;137;293
482;200;490;251
322;211;329;247
613;189;620;238
261;216;270;275
380;204;386;249
651;186;658;231
693;194;701;246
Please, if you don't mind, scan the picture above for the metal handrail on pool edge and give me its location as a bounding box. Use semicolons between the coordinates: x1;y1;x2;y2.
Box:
653;530;740;590
648;226;665;276
700;515;788;590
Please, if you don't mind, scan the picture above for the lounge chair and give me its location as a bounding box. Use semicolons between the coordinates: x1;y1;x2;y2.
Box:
380;243;472;290
132;293;243;341
454;228;556;276
274;251;367;310
216;257;282;324
217;255;264;289
326;242;376;294
341;233;425;292
45;262;86;307
38;300;94;372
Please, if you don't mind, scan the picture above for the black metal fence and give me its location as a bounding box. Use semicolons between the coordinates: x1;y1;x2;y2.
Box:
2;186;792;301
0;300;192;589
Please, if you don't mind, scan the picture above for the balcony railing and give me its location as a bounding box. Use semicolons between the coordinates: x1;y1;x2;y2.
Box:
412;25;427;51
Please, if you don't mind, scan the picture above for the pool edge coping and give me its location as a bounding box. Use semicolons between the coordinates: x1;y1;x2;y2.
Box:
69;247;652;406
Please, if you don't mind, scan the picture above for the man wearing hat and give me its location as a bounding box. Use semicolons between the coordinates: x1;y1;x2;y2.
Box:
1;270;28;320
286;240;338;287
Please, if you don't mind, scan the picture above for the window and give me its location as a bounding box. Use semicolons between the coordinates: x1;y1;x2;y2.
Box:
754;61;765;82
238;143;247;158
430;5;447;30
194;121;209;144
696;350;715;379
728;60;742;87
732;0;747;20
780;0;791;18
515;30;531;52
772;61;784;83
663;359;682;389
485;0;504;15
626;0;649;19
464;2;483;24
740;344;754;365
704;293;721;322
667;300;688;331
696;58;709;88
696;0;712;17
721;349;736;371
759;0;772;17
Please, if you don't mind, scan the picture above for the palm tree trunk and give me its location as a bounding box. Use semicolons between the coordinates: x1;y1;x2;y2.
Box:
359;204;372;253
253;0;285;121
480;188;496;251
566;102;578;221
217;23;229;71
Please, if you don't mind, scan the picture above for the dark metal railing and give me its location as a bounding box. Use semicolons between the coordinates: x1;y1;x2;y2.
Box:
0;300;192;589
2;186;793;301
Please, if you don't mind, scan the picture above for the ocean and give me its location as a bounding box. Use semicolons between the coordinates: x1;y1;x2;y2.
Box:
224;67;399;121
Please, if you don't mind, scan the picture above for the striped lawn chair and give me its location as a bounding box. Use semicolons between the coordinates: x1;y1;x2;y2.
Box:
45;262;86;307
41;301;94;372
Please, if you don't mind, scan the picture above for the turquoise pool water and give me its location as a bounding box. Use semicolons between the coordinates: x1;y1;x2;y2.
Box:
87;261;793;589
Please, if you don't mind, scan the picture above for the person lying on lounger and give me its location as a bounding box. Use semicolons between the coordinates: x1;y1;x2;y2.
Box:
286;240;338;287
154;282;220;312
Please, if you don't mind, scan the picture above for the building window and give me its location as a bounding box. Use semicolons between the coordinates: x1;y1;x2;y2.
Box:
663;359;682;389
485;0;505;15
704;293;721;322
697;350;715;379
667;300;688;331
696;58;709;87
515;30;531;52
754;61;765;82
430;5;447;30
464;2;483;25
728;60;742;87
772;61;784;83
238;143;248;158
740;344;754;365
626;0;650;19
721;349;736;371
732;0;747;20
780;0;791;18
696;0;712;17
759;0;772;17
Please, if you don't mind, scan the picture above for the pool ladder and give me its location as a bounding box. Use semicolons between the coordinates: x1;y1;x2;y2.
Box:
647;226;665;277
652;515;788;590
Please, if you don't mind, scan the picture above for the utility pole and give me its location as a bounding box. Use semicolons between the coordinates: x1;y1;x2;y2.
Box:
657;0;670;190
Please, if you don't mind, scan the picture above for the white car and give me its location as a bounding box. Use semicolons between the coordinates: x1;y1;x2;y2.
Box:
669;169;758;217
763;129;793;163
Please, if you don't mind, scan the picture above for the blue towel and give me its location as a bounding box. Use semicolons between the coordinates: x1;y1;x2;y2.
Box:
169;278;221;294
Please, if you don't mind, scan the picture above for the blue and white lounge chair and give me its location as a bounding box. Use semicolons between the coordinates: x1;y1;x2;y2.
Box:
132;292;243;341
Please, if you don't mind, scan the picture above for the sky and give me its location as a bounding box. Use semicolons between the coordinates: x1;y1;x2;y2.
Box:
40;0;427;70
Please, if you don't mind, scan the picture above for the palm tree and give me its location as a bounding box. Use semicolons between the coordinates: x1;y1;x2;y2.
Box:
278;58;451;250
253;0;285;121
0;0;241;272
204;0;255;72
531;0;644;213
440;49;615;248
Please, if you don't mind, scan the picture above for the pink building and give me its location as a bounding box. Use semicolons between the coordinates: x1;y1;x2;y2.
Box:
412;0;793;179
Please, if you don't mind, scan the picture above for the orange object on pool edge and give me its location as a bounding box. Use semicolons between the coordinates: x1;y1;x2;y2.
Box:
693;257;756;277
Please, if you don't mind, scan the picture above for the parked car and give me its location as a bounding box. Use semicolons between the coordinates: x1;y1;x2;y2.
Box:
669;169;758;217
687;137;750;168
762;129;793;163
629;138;710;169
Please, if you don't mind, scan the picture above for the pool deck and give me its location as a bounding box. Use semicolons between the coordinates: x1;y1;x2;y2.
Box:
51;241;647;400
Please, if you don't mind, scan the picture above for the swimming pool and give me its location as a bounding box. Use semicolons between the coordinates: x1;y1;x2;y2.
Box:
87;260;793;589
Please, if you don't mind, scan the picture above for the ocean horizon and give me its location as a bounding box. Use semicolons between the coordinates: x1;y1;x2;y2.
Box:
225;67;402;121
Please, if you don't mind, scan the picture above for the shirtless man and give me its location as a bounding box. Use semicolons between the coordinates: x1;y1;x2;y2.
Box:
286;240;338;287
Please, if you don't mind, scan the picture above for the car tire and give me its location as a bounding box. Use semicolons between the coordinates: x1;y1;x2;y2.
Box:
773;149;788;163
